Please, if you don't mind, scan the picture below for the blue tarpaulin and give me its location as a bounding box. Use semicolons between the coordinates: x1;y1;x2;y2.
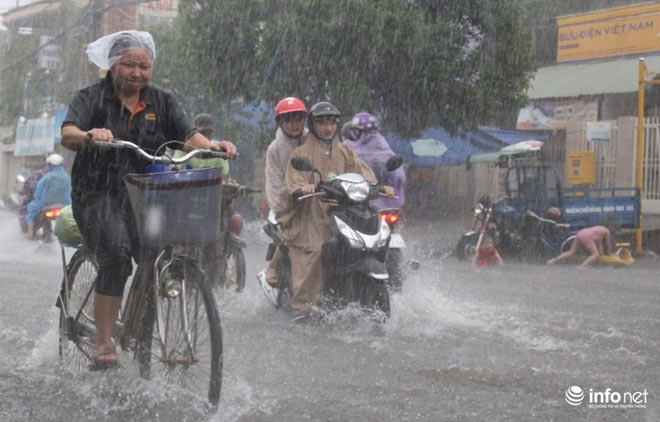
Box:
222;100;550;169
478;127;548;146
386;126;549;168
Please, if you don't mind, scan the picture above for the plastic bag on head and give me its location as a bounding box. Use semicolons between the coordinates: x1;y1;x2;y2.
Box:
86;30;156;70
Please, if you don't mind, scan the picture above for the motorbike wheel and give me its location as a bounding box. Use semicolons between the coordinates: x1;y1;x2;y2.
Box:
224;247;246;292
455;234;479;261
34;219;54;243
360;277;390;318
385;248;404;292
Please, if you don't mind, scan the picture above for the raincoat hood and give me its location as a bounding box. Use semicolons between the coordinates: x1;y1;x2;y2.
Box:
86;30;156;70
343;130;406;210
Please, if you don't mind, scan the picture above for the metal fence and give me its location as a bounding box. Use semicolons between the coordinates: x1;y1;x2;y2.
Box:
578;121;619;190
635;117;660;213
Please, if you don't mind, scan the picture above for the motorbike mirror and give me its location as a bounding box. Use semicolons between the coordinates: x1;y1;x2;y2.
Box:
290;157;316;172
16;174;26;183
385;155;403;172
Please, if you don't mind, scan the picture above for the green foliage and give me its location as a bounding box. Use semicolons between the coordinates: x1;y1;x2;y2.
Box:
154;0;536;138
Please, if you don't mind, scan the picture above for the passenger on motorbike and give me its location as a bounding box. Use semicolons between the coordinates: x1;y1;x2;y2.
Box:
264;97;308;286
173;114;230;176
173;113;236;285
277;101;392;319
342;112;405;211
25;154;71;239
19;155;50;234
60;30;236;366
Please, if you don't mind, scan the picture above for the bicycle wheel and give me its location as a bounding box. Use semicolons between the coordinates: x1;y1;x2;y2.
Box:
224;246;246;292
58;249;98;370
136;258;223;411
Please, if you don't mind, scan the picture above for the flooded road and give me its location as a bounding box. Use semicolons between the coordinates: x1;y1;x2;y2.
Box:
0;211;658;421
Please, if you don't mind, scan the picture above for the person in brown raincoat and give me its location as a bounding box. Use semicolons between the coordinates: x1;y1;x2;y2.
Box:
277;102;391;318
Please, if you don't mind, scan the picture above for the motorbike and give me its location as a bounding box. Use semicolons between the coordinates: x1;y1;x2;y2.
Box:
212;181;260;292
257;155;403;318
193;180;259;292
380;209;405;291
1;174;26;211
32;204;65;243
455;195;524;260
256;210;292;308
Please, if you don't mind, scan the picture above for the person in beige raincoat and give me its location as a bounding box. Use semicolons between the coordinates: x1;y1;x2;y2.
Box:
277;102;392;318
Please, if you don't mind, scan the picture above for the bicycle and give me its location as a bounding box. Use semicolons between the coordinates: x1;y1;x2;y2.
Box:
56;139;228;411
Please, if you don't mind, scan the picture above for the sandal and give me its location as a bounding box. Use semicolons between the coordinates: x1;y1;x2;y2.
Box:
89;345;119;371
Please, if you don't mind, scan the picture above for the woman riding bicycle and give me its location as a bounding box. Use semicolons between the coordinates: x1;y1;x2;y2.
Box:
60;30;236;366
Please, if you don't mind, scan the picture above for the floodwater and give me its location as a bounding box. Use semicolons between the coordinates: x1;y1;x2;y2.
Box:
0;210;658;421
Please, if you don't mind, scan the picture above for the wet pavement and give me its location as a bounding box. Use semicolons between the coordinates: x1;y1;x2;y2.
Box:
0;211;658;421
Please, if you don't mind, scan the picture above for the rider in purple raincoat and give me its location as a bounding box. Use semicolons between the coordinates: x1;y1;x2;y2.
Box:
342;112;405;211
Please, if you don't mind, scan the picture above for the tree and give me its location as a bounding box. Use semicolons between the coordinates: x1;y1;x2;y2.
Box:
0;0;91;124
155;0;536;137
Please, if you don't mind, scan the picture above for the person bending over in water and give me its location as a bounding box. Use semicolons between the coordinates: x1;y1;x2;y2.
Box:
547;225;614;268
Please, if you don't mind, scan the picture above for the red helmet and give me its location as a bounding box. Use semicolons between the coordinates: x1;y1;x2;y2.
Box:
275;97;307;120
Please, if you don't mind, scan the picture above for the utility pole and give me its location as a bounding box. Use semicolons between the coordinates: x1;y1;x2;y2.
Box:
91;0;104;39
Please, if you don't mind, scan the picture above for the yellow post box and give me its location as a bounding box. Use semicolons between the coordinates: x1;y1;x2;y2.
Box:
567;151;595;186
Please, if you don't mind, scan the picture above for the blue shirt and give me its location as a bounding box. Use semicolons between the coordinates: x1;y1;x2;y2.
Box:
27;165;72;223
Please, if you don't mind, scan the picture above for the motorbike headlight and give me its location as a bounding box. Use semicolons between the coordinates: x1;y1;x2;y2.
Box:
340;180;370;202
375;217;391;248
334;215;364;249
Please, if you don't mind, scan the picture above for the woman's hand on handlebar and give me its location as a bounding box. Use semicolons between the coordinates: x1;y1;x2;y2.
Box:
84;129;115;149
212;140;237;159
186;132;237;159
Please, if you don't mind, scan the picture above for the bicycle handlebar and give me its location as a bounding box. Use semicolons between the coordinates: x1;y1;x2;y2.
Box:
93;139;231;164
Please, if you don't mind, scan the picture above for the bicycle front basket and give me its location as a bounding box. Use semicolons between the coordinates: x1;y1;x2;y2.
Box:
124;167;223;247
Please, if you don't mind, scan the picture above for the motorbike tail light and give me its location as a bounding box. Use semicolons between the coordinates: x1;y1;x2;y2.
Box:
45;208;62;219
381;212;400;226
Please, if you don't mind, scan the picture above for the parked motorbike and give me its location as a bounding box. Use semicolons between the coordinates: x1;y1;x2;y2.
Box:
0;174;26;211
32;204;65;243
455;195;524;260
257;155;403;318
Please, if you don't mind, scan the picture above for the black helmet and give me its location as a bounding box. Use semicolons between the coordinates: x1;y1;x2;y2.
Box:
307;101;340;143
308;101;340;118
193;113;215;136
